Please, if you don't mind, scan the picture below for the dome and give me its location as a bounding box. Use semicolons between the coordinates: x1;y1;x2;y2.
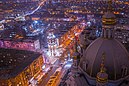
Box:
102;11;116;25
97;71;108;83
102;0;116;25
103;11;116;19
80;38;129;80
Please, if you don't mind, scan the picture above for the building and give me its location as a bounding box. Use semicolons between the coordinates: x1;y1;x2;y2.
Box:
114;25;129;44
0;48;44;86
0;38;40;52
47;29;58;56
79;0;129;86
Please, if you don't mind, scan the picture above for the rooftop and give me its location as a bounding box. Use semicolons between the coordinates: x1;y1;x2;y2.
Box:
0;48;41;80
0;36;39;43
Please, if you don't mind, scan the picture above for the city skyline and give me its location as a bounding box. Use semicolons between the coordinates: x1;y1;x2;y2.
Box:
0;0;129;86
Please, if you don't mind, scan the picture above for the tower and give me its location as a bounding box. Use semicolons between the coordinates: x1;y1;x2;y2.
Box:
47;29;57;56
102;0;116;39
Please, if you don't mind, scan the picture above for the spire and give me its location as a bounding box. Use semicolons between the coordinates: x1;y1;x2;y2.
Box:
108;0;113;12
102;0;116;26
100;53;106;73
96;53;108;85
101;0;116;39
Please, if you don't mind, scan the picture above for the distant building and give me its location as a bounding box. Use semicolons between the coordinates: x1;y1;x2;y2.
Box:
0;38;40;52
114;25;129;44
1;0;40;3
0;48;44;86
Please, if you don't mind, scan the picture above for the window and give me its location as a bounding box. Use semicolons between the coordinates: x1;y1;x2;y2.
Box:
106;29;109;38
102;29;104;37
121;66;128;77
110;29;114;38
85;60;89;70
83;61;85;71
83;60;88;71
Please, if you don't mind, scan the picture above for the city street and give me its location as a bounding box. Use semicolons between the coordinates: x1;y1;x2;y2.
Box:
38;59;61;86
38;58;73;86
1;0;129;86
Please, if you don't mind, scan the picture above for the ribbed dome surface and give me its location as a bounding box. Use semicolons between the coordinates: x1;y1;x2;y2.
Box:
103;11;116;19
80;38;129;80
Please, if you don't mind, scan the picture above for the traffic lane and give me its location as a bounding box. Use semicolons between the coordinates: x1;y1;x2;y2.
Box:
38;59;61;86
38;66;58;86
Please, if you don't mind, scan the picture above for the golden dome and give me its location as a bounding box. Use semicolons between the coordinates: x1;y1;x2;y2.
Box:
96;73;108;83
102;0;116;25
102;11;116;25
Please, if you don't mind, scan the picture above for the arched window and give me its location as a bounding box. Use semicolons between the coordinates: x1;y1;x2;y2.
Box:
83;61;86;71
106;29;109;38
85;60;89;70
83;60;88;71
121;66;128;77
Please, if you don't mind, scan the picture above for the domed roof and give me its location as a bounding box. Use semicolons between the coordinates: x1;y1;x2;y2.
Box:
102;11;116;25
102;0;115;20
102;0;116;26
97;71;108;83
80;38;129;80
102;11;116;19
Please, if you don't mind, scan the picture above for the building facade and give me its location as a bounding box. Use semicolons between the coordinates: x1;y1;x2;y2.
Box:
0;48;44;86
0;38;40;52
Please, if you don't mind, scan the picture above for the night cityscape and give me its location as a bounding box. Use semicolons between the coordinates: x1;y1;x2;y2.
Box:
0;0;129;86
